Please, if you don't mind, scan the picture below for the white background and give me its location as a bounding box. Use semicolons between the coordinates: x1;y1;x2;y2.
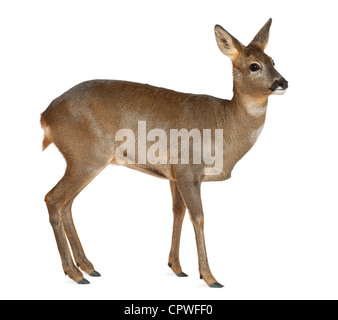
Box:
1;0;338;300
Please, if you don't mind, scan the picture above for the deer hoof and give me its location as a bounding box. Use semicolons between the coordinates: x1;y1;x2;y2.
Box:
177;272;188;277
77;278;90;284
89;270;101;277
209;282;224;288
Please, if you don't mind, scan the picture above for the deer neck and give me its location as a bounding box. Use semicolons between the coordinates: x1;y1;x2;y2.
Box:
232;84;267;113
223;88;268;164
229;88;268;131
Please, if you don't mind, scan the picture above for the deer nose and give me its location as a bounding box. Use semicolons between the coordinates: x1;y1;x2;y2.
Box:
270;78;288;91
279;78;288;90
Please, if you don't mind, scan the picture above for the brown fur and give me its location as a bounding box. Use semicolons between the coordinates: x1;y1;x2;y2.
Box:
41;19;287;287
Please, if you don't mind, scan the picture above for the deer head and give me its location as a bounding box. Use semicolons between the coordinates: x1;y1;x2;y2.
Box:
215;18;288;101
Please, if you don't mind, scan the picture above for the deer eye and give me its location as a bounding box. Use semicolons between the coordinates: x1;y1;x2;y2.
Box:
249;63;261;72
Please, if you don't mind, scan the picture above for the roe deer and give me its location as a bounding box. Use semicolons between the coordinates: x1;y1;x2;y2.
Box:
41;18;288;287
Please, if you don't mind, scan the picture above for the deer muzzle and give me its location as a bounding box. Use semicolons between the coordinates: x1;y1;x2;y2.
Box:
270;78;288;95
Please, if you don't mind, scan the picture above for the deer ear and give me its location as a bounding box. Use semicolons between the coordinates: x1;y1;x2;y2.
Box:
214;25;243;60
249;18;272;51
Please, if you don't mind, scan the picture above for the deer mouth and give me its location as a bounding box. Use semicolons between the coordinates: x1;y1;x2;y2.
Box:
270;86;287;95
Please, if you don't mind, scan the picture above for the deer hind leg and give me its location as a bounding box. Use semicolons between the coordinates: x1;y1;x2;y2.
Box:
45;161;107;284
168;181;188;277
63;197;101;277
174;170;224;288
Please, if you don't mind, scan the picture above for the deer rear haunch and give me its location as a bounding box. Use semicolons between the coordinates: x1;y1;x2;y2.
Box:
41;18;287;287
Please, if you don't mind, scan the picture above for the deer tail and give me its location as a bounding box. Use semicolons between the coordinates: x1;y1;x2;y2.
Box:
40;116;53;151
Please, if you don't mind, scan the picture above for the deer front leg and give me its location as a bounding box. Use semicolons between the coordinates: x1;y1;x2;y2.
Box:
174;169;224;288
168;180;188;277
